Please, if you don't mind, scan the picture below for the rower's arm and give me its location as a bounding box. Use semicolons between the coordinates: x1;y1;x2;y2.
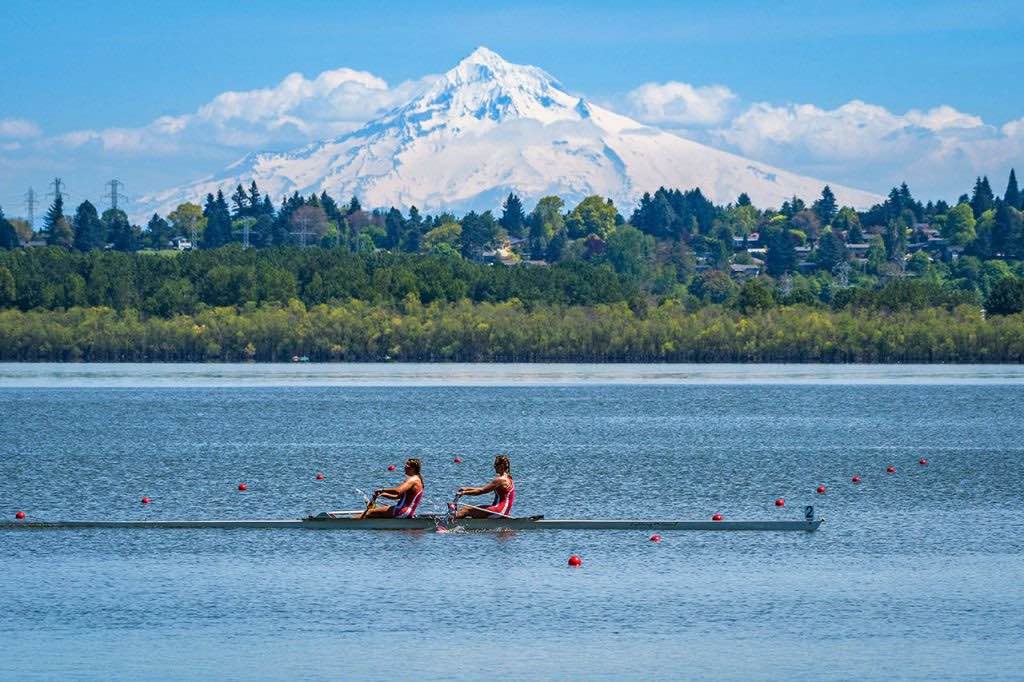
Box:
374;477;417;500
373;487;400;500
457;477;500;496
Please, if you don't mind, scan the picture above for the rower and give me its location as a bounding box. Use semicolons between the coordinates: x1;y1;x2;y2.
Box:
454;454;515;519
360;458;424;519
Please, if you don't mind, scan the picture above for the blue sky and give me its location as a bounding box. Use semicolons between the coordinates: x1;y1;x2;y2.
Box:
1;0;1022;219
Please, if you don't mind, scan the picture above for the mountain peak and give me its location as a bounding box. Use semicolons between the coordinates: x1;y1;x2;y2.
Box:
407;46;579;127
458;46;507;68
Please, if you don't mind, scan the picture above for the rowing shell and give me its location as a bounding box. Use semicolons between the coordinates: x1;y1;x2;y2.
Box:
0;514;824;531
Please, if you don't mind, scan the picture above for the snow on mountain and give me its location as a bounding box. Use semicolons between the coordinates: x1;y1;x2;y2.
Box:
137;47;880;219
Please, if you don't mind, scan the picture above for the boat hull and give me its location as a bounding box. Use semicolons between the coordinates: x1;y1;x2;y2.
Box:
1;515;824;532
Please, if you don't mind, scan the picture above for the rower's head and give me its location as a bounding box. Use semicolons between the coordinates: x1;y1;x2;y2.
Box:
405;458;422;477
493;454;511;475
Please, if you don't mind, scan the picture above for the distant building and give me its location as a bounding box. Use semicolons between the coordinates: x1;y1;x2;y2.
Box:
170;236;193;251
730;263;762;278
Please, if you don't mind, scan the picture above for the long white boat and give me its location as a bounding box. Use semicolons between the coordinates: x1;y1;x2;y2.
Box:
1;510;824;532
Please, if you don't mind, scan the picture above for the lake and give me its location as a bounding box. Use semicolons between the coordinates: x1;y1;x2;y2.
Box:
2;364;1022;680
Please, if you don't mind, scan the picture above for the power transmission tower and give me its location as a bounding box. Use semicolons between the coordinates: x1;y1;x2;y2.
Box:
47;178;65;202
233;218;259;249
24;188;36;231
290;213;318;248
104;180;124;211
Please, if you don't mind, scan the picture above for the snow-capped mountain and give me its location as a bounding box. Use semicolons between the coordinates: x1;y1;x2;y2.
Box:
137;47;879;218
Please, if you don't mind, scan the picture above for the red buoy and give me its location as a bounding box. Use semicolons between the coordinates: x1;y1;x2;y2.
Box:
315;472;325;480
567;555;583;567
649;534;662;543
387;465;396;472
774;498;785;507
919;457;928;466
453;456;463;464
141;497;151;504
851;475;861;484
886;465;896;474
15;511;26;520
712;513;723;521
816;485;827;494
238;483;248;491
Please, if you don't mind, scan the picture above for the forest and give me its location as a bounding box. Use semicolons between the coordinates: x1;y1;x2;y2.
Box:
1;170;1023;362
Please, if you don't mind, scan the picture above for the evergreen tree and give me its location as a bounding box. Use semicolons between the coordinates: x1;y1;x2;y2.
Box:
103;208;138;251
384;207;406;250
72;200;105;251
248;181;263;214
971;176;995;217
992;203;1023;258
0;207;19;249
347;196;361;214
146;214;172;249
812;186;838;225
230;184;248;217
47;217;74;248
499;193;526;238
201;191;232;248
765;229;797;276
406;206;423;252
816;228;848;272
43;194;65;243
736;193;752;206
1005;169;1021;210
320;192;342;223
461;211;498;259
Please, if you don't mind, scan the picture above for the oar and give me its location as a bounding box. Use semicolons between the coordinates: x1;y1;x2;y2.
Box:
453;500;515;520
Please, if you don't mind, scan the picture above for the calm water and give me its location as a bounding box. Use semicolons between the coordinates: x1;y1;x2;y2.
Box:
1;364;1022;680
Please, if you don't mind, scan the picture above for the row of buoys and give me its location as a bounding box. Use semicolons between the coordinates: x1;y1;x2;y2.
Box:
570;455;935;567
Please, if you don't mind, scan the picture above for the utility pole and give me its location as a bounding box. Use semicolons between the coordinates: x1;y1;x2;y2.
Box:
24;188;36;231
104;179;124;211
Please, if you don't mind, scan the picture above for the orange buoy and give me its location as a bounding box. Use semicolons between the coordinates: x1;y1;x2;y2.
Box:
387;465;396;471
774;498;785;507
649;534;662;543
453;456;463;464
567;555;582;567
851;475;861;484
15;511;26;520
711;513;723;521
315;472;325;480
886;465;896;474
238;483;248;491
918;457;928;466
816;485;826;494
141;497;151;504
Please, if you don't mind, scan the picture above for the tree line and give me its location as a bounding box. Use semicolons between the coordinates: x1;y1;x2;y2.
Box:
0;299;1020;363
2;170;1024;362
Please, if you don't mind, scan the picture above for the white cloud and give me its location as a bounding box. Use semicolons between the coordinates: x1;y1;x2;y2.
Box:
49;67;435;155
715;99;1023;198
0;118;41;138
625;81;736;126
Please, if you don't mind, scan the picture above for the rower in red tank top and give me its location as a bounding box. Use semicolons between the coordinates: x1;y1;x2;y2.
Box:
454;455;515;519
360;458;424;519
